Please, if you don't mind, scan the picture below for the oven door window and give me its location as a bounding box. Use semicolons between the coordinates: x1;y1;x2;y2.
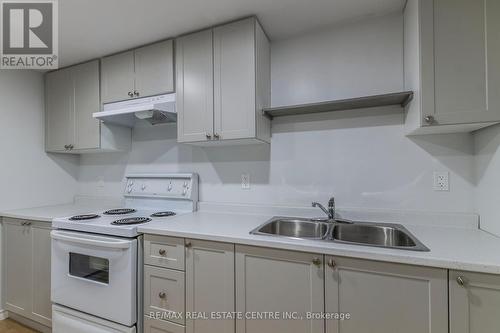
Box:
69;253;109;284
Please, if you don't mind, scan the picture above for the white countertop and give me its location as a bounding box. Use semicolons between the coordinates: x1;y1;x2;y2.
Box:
138;206;500;275
0;196;121;222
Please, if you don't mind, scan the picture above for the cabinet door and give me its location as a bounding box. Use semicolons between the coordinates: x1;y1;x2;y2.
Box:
425;0;500;125
186;240;234;333
135;40;174;98
176;30;214;143
325;256;447;333
3;219;32;318
214;18;256;140
450;270;500;333
235;245;324;333
45;67;73;151
101;51;135;103
31;224;52;326
73;60;101;150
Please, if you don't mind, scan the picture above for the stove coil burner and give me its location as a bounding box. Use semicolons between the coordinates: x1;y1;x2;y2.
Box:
111;217;152;225
151;211;176;218
104;208;137;215
69;214;100;221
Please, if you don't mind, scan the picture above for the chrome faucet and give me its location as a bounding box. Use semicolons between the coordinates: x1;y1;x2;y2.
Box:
312;197;335;220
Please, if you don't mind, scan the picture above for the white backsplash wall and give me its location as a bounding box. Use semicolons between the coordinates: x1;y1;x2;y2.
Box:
77;13;476;215
0;70;79;211
474;124;500;236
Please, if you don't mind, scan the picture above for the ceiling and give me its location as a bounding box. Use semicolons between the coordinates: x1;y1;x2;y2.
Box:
58;0;405;67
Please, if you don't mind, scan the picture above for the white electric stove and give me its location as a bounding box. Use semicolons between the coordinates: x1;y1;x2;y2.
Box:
51;173;198;333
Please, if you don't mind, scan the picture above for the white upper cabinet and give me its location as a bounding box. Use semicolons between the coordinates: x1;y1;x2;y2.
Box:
176;17;271;145
45;60;131;154
101;40;174;103
404;0;500;134
101;51;135;104
176;29;215;143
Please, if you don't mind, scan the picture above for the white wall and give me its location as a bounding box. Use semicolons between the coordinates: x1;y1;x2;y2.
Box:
474;124;500;235
77;13;476;216
0;70;79;210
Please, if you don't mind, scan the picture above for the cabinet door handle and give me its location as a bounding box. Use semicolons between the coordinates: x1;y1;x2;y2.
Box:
158;249;166;256
128;91;134;97
185;242;192;248
457;276;466;287
158;292;167;300
327;259;336;269
205;133;212;139
213;133;220;139
312;258;321;266
134;90;140;97
424;115;435;124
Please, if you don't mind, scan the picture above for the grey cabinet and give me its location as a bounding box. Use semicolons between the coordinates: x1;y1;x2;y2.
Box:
325;256;448;333
101;40;174;104
176;29;214;143
449;270;500;333
45;67;73;152
235;245;324;333
176;18;271;145
144;316;185;333
45;60;131;154
185;239;234;333
404;0;500;134
3;218;52;328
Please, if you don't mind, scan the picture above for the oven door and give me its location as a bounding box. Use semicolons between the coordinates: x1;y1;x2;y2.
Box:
51;230;137;326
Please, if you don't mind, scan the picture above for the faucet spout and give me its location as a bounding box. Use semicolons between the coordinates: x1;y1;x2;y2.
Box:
312;198;335;220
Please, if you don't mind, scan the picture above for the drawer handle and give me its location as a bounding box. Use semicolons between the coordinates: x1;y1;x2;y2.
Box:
457;276;466;287
158;249;166;256
159;292;167;300
327;259;336;269
312;258;321;266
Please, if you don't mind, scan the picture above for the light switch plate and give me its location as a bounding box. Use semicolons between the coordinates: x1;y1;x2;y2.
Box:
433;171;449;191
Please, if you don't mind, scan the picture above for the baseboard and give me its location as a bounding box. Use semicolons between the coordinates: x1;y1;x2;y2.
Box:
0;310;8;320
8;312;51;333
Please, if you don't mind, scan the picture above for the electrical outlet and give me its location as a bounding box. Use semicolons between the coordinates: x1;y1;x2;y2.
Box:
241;174;250;190
433;171;449;191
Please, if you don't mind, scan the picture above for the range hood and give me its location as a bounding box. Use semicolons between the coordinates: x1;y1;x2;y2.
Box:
93;93;176;127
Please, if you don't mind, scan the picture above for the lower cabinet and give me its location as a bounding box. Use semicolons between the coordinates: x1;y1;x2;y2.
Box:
144;237;235;333
325;256;448;333
144;316;185;333
449;270;500;333
235;245;324;333
185;239;234;333
3;218;52;327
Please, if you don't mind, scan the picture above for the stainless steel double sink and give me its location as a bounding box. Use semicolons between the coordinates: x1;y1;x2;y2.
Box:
250;217;429;252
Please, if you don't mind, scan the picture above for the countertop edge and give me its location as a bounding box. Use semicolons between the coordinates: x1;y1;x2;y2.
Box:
137;226;500;275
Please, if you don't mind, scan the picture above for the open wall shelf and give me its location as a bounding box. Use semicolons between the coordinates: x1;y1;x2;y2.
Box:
263;91;414;119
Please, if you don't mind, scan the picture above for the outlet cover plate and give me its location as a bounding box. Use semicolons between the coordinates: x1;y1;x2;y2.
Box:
433;171;449;191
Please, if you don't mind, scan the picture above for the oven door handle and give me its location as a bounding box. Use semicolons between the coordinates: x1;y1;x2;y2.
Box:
51;231;133;249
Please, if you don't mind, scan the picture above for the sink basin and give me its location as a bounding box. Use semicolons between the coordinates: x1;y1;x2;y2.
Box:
251;217;330;240
331;222;429;252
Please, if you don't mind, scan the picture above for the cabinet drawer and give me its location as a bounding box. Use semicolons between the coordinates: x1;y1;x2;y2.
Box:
144;316;185;333
144;266;185;325
144;235;185;270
